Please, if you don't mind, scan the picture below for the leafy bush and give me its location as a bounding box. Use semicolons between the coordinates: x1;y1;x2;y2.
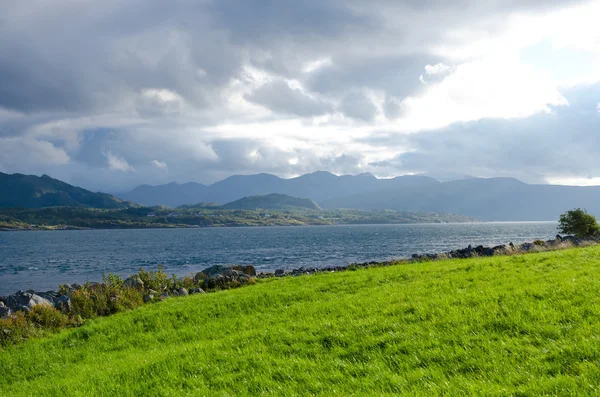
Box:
182;275;197;290
138;265;169;292
0;312;38;347
558;208;600;238
27;305;70;330
70;290;96;319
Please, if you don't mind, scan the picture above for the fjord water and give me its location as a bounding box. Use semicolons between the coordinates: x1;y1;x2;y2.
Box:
0;222;559;295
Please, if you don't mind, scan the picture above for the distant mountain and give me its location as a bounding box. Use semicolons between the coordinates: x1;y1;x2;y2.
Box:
420;172;475;182
221;194;321;211
117;172;600;221
0;172;137;209
119;182;207;207
320;177;600;221
119;171;439;207
177;202;221;209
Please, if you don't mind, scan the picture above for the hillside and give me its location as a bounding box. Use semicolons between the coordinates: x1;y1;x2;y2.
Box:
221;193;322;210
119;182;208;207
0;173;136;209
2;247;600;395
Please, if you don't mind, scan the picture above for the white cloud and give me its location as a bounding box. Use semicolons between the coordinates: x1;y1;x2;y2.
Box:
104;151;136;172
151;159;168;171
425;63;452;76
0;137;70;166
397;56;568;132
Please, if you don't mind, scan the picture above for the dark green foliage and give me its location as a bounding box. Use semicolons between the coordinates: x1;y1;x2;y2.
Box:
558;208;600;238
0;206;474;231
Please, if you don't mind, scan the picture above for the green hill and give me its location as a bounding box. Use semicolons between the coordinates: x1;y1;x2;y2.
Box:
221;193;322;210
0;172;137;209
2;247;600;395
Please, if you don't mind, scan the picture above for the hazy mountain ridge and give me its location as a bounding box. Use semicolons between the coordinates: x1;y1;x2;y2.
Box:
321;177;600;221
221;193;322;211
119;171;439;207
0;172;137;209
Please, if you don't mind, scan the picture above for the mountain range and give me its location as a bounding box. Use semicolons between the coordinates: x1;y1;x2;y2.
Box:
118;171;600;221
119;171;435;207
0;172;136;209
3;171;600;221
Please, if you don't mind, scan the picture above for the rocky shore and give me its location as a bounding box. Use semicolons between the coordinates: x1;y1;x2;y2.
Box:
1;234;596;320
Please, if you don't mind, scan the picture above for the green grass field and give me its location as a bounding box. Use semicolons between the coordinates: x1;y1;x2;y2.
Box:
2;247;600;396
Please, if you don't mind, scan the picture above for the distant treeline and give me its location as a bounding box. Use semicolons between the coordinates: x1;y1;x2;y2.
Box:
0;207;474;231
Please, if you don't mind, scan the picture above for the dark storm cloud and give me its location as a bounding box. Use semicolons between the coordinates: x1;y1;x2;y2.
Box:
245;80;333;117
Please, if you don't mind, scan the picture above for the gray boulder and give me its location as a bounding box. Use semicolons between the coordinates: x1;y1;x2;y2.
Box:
189;288;205;294
200;264;256;279
55;295;72;313
36;291;59;305
0;306;12;319
275;269;286;276
159;292;170;300
124;276;144;289
178;288;189;296
5;291;53;312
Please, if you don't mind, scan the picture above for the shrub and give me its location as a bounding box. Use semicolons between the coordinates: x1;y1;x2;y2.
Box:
111;287;144;312
102;273;124;289
70;289;96;319
558;208;600;238
138;265;169;292
0;312;38;347
27;305;70;330
533;240;545;246
182;275;197;290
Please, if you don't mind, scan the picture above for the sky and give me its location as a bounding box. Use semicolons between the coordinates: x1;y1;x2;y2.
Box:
1;0;599;192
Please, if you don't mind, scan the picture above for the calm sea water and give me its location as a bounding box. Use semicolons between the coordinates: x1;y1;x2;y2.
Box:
0;222;559;295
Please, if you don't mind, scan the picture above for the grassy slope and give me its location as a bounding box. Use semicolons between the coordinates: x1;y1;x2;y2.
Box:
2;247;600;396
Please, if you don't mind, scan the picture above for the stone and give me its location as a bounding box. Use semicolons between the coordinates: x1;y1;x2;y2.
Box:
0;306;12;319
143;293;154;303
71;283;84;290
0;301;4;308
159;292;170;300
36;291;59;305
4;291;52;311
124;276;144;289
178;288;189;296
275;269;286;276
55;295;72;313
189;288;205;294
31;294;53;307
200;264;256;279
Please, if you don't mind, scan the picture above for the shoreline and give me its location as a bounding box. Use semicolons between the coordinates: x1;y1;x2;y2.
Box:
1;233;591;303
1;219;561;233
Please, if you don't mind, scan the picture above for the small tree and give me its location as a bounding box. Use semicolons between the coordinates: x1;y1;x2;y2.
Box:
558;208;600;238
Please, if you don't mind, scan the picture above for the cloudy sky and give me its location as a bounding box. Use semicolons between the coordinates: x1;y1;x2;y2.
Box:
1;0;599;192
